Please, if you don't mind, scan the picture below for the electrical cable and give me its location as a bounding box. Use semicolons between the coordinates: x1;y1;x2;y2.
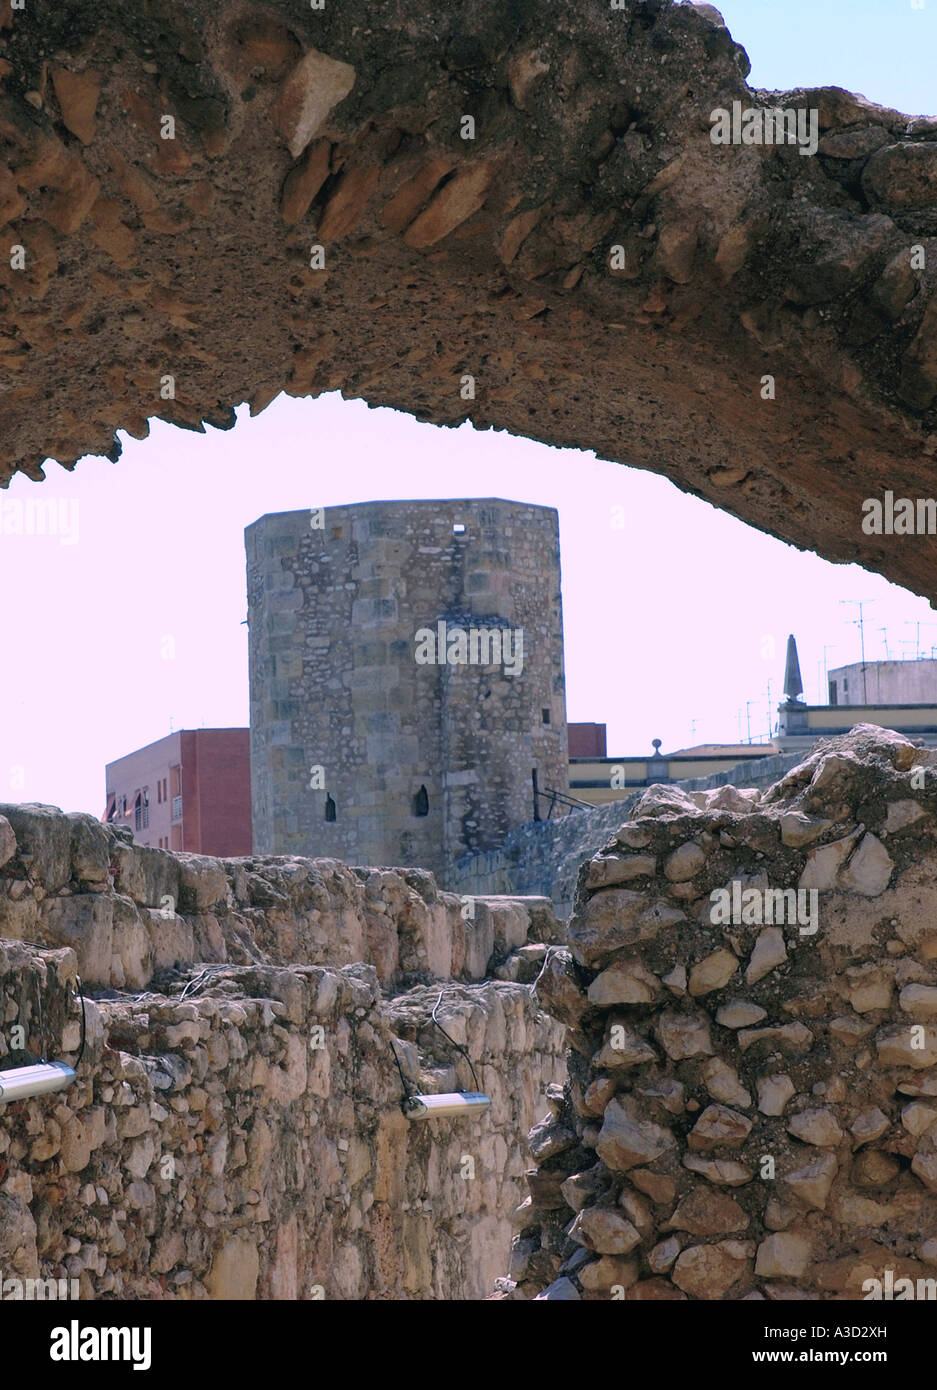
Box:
178;965;229;1001
73;976;86;1068
385;990;491;1115
34;973;46;1063
387;1033;415;1113
427;990;482;1093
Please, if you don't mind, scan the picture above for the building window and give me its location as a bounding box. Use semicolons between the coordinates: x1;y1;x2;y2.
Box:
542;708;551;725
325;795;337;822
134;792;142;831
171;795;183;822
829;680;838;706
141;789;149;829
157;781;162;805
413;785;429;817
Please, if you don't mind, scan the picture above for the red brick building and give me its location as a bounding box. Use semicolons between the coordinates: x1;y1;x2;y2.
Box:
567;722;608;758
104;729;251;856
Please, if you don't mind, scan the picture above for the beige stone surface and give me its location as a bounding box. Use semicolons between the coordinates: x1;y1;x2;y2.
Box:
507;728;937;1302
0;818;566;1302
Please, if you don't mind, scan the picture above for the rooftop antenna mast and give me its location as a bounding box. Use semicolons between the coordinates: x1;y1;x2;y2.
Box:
902;620;937;660
840;599;874;703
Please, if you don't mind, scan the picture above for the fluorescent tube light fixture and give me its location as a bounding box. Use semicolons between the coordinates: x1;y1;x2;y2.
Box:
403;1091;491;1121
0;973;85;1105
0;1061;76;1104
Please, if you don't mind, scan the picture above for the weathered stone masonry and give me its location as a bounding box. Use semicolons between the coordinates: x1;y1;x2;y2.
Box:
8;735;937;1300
449;748;805;912
247;499;568;879
504;727;937;1300
0;805;565;1299
7;2;937;606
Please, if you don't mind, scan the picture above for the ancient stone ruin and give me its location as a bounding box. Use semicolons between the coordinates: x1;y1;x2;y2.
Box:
5;0;937;1311
504;726;937;1300
5;0;937;600
0;804;564;1298
5;725;937;1301
247;499;568;878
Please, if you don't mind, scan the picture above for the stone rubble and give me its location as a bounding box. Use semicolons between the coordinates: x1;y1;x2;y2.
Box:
501;727;937;1300
0;804;565;1299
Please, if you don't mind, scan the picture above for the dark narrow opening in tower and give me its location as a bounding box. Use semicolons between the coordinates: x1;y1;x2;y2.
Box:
325;794;336;822
531;767;540;822
542;707;551;725
413;784;429;816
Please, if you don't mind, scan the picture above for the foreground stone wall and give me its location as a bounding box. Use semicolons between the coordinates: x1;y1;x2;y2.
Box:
0;807;565;1299
504;726;937;1300
0;802;563;992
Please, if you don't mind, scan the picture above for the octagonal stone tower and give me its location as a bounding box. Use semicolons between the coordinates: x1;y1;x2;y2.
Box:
246;499;569;881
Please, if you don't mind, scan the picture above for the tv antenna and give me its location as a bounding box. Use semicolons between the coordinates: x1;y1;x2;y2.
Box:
839;599;874;702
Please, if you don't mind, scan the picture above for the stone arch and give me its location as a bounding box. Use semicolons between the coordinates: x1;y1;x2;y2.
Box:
1;1;936;600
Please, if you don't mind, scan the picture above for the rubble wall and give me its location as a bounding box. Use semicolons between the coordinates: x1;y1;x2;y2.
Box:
506;727;937;1301
0;802;563;992
0;807;565;1300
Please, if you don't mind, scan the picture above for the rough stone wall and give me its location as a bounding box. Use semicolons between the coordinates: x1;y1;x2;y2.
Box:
247;499;568;878
448;749;804;911
0;806;566;1299
503;726;937;1301
0;801;567;993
